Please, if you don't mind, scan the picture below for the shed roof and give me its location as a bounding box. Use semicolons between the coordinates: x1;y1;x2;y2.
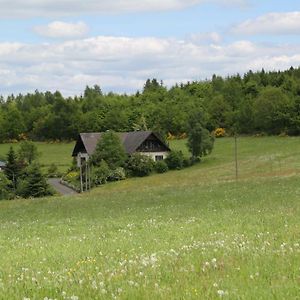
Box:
72;131;170;157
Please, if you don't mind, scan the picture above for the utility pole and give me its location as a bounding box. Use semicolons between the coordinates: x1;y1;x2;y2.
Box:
234;133;238;181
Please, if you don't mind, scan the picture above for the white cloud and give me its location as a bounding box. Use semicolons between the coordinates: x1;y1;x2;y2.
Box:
188;32;222;44
34;21;89;39
0;0;249;17
232;11;300;35
0;35;299;96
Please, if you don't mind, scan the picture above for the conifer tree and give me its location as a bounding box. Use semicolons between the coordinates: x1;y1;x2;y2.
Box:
4;147;20;187
18;163;53;198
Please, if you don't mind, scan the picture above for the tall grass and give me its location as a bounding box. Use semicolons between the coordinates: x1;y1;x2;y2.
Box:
0;136;300;299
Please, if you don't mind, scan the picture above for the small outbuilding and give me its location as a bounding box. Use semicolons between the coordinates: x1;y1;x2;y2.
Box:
72;131;171;167
0;161;6;171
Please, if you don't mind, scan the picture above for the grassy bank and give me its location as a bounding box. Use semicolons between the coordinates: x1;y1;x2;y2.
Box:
0;136;299;299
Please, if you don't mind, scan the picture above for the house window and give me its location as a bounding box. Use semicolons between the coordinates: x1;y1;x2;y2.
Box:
144;140;158;150
155;155;164;161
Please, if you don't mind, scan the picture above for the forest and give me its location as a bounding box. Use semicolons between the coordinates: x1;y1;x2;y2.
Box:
0;66;300;142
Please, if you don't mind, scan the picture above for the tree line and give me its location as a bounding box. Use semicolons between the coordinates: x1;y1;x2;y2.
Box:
0;66;300;142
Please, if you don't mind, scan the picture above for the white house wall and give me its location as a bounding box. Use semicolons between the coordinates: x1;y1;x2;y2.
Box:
141;151;169;161
77;151;169;167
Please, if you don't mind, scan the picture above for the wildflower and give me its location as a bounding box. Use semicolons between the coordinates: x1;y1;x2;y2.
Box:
217;290;227;297
92;281;97;289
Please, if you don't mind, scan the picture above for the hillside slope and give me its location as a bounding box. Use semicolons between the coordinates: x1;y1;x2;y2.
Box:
0;137;300;299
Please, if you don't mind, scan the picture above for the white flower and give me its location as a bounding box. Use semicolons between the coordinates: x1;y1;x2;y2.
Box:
217;290;227;297
128;280;135;286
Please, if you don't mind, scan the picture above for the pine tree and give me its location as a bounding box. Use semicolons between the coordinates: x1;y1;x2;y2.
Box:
4;147;20;186
18;163;53;198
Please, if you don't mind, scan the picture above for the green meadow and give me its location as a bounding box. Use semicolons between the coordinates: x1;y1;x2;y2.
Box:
0;137;300;299
0;142;74;172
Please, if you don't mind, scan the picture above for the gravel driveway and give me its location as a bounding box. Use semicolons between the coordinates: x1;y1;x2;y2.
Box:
48;178;78;196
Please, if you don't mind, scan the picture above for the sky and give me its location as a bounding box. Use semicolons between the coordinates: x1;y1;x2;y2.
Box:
0;0;300;96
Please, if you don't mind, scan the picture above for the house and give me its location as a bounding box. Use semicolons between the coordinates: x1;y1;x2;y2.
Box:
72;131;171;167
0;161;6;171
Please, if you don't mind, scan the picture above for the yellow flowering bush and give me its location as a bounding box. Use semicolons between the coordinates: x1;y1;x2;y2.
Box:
214;128;226;138
18;133;28;141
167;132;176;140
167;132;187;140
64;171;79;182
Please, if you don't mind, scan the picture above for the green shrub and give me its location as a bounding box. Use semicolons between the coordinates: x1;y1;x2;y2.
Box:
183;158;192;168
165;151;184;170
154;160;168;173
67;157;78;172
18;140;40;164
92;160;110;185
125;153;154;177
0;173;13;200
47;163;62;178
62;170;80;189
108;167;126;181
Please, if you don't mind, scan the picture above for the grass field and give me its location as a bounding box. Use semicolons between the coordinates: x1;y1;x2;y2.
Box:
0;137;300;299
0;142;74;172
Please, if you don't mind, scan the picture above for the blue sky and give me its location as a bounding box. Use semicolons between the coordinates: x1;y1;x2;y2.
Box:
0;0;300;95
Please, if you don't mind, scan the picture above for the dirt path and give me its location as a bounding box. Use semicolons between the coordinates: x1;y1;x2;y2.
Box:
48;178;78;196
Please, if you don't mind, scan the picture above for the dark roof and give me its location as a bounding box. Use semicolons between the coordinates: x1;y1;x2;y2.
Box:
72;131;170;156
